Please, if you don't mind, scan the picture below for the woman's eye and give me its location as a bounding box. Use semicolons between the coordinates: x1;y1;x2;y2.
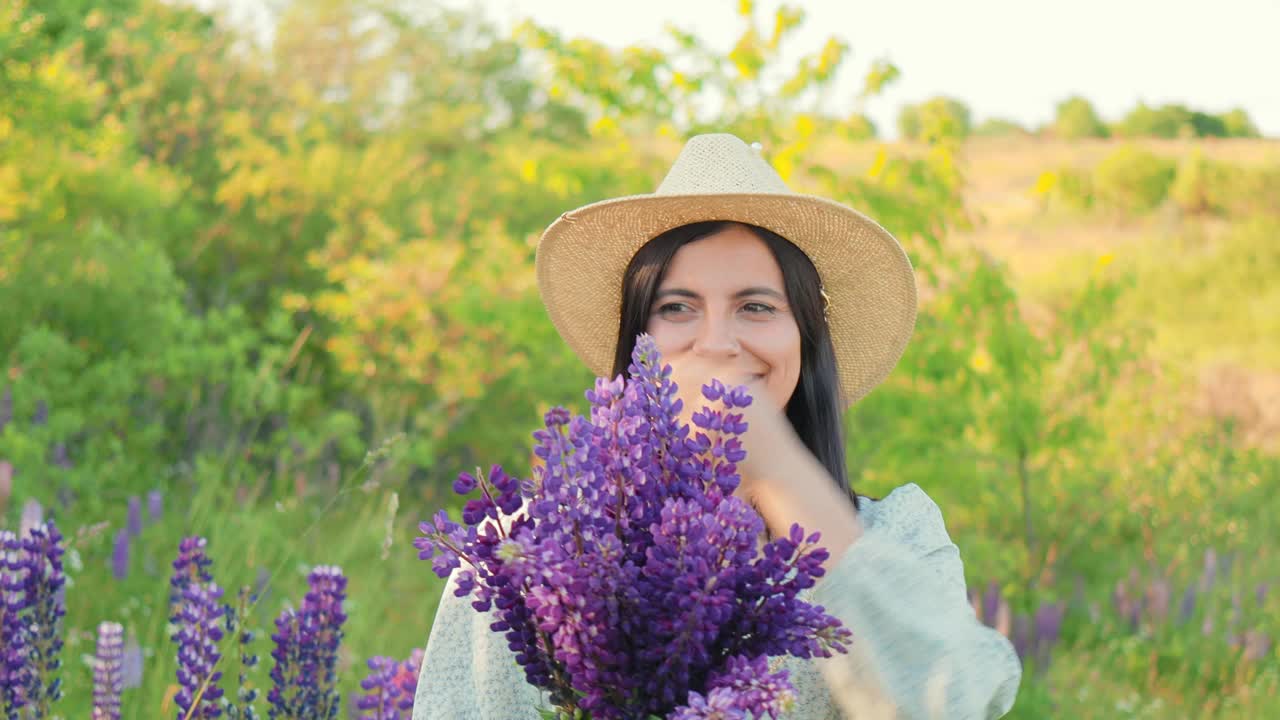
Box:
657;302;690;315
742;302;776;315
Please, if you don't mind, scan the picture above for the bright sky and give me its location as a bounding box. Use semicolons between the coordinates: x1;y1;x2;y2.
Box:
477;0;1280;138
209;0;1280;138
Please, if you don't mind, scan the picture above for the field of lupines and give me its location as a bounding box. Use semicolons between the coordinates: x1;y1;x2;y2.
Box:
3;0;1280;718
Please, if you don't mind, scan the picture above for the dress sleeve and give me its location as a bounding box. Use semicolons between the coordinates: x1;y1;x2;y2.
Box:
411;566;548;720
808;484;1022;719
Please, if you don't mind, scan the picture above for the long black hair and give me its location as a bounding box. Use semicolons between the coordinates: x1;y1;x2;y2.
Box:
610;221;859;510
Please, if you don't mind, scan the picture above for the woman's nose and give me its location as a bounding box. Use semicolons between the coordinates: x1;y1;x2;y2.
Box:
691;315;740;357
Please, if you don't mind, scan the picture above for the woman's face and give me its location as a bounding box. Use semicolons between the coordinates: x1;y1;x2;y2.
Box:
645;224;802;410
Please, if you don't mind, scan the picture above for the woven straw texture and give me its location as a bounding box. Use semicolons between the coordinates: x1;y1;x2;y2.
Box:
536;133;918;407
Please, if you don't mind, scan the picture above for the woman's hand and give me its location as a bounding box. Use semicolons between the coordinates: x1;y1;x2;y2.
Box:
666;357;806;500
666;356;864;563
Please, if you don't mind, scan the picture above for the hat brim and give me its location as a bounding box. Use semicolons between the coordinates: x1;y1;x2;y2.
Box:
536;192;918;408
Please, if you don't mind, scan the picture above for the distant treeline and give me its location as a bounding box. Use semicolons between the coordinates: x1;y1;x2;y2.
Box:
881;96;1262;142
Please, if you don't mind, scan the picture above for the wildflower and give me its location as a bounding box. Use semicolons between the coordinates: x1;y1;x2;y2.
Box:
354;650;423;720
19;521;67;717
170;538;214;623
92;622;124;720
267;567;347;719
147;491;164;523
173;582;226;719
121;633;143;690
126;497;143;538
111;530;130;582
1;530;30;717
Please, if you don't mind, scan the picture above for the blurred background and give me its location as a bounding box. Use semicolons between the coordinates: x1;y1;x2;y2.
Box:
1;0;1277;717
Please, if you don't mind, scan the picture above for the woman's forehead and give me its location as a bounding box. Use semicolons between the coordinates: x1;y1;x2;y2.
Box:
660;227;784;289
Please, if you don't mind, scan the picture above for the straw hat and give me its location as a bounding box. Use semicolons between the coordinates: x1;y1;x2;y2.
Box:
535;133;917;407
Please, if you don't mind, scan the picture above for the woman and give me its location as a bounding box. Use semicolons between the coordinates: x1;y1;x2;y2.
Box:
412;134;1022;719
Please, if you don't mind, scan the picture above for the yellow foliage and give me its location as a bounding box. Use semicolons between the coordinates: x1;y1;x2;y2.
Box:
1032;170;1057;196
969;346;994;374
793;113;816;139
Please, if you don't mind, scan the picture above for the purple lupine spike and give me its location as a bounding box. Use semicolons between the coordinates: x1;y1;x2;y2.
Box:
20;521;67;716
981;580;1001;628
147;491;164;523
226;585;260;720
1220;551;1236;581
170;538;214;622
355;649;423;720
92;622;124;720
394;650;422;714
0;387;12;432
1243;631;1272;662
1257;582;1270;607
121;633;143;690
126;497;143;538
111;530;130;582
267;608;304;719
31;401;47;427
268;567;347;720
49;444;71;471
1011;613;1031;662
1178;583;1197;624
355;657;404;720
1200;549;1218;592
173;582;226;719
1145;577;1171;627
1;530;31;717
1032;602;1065;671
671;655;796;719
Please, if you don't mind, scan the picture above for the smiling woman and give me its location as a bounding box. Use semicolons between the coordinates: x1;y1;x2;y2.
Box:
615;221;853;512
412;134;1022;719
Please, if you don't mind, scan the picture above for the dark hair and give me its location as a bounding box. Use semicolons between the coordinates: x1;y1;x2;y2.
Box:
611;221;859;511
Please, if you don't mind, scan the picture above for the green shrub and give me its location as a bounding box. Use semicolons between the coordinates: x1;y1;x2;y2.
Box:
973;117;1030;138
1052;96;1109;139
897;96;971;141
1091;145;1177;213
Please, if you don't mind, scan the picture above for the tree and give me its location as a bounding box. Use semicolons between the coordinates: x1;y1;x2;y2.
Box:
1051;96;1109;139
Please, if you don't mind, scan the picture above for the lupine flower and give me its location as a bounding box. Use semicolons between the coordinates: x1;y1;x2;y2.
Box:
31;401;47;427
354;649;423;720
147;491;164;523
1031;602;1065;671
1242;630;1272;662
267;566;348;720
1178;583;1198;623
225;586;260;720
19;521;67;717
1;530;30;718
669;655;796;720
126;497;144;538
111;530;131;582
173;582;226;719
122;633;143;690
415;335;850;719
92;622;124;720
0;387;11;432
171;538;215;622
49;444;71;471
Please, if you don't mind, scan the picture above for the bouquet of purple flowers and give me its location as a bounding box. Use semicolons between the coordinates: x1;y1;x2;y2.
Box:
415;335;851;719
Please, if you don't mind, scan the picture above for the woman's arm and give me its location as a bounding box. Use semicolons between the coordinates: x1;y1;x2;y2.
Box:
806;484;1022;719
411;567;547;720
